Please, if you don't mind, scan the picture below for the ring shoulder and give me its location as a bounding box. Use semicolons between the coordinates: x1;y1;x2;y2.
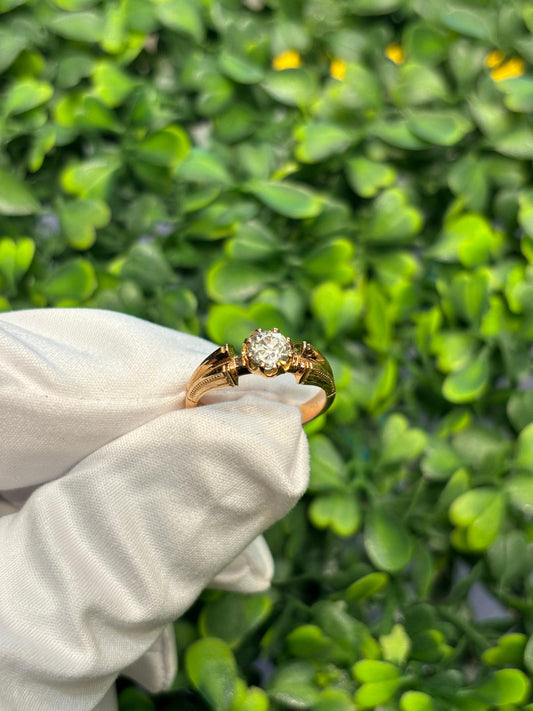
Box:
289;341;336;406
185;345;239;407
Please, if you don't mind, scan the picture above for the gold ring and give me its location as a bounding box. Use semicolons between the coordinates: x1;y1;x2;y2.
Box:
185;328;336;423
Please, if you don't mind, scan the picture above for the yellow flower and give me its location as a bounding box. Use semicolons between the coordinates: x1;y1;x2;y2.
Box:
484;49;505;68
490;57;525;81
330;58;347;81
272;50;301;71
385;43;405;65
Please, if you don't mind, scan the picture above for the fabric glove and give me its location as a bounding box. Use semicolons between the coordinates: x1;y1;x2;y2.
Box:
0;308;310;711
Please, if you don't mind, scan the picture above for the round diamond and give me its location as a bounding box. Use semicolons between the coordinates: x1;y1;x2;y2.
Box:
247;330;292;369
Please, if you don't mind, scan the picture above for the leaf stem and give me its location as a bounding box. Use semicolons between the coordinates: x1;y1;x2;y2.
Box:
438;607;490;651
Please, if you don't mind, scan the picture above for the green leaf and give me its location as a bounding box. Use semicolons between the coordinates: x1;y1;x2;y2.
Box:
309;493;361;537
0;237;35;293
155;0;204;41
75;97;121;132
410;629;452;665
267;661;320;708
352;661;401;709
313;689;355;711
354;679;402;709
350;0;402;12
400;691;436;711
493;125;533;159
207;260;276;302
340;64;382;110
304;239;355;285
5;79;53;116
239;687;269;711
448;270;490;323
411;539;435;599
286;625;333;659
117;687;156;711
506;474;533;513
497;77;533;113
372;119;429;149
135;125;190;170
0;0;28;11
42;259;97;303
185;638;238;711
92;61;136;107
219;50;264;84
431;214;494;266
380;625;411;666
364;505;412;572
364;281;393;353
474;669;530;706
488;531;528;587
47;11;104;41
404;23;449;64
430;331;477;373
311;282;363;339
312;600;376;661
441;7;492;40
214;103;258;143
199;593;272;648
525;635;533;675
437;468;470;513
196;73;235;117
449;488;505;551
61;154;120;199
308;434;347;492
367;358;398;414
519;189;533;239
262;68;318;107
0;29;26;73
247;180;323;219
448;155;488;212
391;63;448;106
379;413;427;466
421;440;462;481
352;659;400;683
367;189;423;243
59;199;110;250
120;243;175;290
408;111;472;146
482;634;527;667
225;222;280;262
294;123;352;163
514;422;533;471
178;148;232;185
345;157;396;198
345;573;389;602
442;349;490;404
0;169;40;215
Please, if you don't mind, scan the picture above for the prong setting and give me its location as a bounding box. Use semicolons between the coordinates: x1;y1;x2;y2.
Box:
242;328;293;376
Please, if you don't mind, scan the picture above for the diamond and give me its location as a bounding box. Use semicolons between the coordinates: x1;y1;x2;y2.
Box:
246;329;292;370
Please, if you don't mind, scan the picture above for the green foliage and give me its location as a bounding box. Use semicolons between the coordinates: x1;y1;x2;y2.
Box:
186;638;238;710
2;0;533;709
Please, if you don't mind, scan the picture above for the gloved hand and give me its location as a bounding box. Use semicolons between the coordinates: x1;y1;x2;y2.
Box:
0;308;309;711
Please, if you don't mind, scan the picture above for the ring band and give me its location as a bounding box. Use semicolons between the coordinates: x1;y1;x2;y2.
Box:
185;328;336;423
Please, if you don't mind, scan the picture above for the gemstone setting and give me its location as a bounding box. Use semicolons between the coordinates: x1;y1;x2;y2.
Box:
245;329;292;373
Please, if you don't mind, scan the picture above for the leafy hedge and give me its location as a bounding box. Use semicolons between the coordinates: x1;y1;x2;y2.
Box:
2;0;533;708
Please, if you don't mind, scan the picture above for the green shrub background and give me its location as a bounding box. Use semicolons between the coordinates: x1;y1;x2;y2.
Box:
2;0;533;708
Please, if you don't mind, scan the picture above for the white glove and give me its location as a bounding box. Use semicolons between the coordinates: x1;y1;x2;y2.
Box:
0;308;309;711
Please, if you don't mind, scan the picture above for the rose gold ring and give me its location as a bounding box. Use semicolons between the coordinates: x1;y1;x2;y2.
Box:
185;328;336;423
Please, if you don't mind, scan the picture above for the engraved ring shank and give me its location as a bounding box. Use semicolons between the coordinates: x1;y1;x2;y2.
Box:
185;341;335;423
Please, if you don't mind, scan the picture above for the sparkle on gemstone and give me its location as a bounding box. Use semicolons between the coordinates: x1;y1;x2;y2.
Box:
247;330;292;369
